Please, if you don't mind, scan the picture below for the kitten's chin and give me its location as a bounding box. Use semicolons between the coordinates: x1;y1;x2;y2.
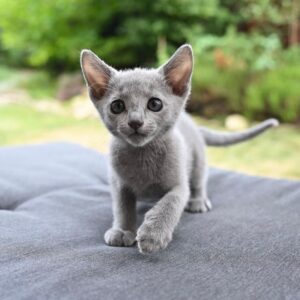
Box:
123;133;153;147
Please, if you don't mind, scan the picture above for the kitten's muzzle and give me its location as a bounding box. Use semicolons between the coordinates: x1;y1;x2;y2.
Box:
128;120;143;130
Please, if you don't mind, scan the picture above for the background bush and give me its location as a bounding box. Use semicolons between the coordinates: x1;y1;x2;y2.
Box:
190;29;300;122
0;0;299;122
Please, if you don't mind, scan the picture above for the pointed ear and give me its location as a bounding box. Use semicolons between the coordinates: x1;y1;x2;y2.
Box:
159;44;193;96
80;50;116;100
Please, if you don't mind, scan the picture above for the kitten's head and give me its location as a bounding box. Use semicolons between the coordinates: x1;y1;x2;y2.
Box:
80;44;193;147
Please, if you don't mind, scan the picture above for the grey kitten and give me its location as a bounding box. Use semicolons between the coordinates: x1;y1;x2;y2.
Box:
80;45;278;254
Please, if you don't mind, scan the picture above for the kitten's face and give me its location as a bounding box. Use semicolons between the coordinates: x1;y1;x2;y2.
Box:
94;69;186;147
80;45;193;147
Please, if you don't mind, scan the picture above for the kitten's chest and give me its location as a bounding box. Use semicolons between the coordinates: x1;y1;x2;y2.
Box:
111;144;167;189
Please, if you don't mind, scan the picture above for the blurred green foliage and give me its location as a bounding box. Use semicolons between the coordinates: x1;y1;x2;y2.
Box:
245;50;300;122
191;29;300;122
0;0;299;122
0;0;205;69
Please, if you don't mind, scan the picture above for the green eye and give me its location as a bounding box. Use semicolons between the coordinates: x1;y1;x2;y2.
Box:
147;97;163;112
111;100;125;114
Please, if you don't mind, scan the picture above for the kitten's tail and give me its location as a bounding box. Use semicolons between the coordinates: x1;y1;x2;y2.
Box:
200;118;279;147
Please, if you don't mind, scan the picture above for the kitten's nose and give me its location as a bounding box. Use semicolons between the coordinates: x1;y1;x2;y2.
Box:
128;120;143;130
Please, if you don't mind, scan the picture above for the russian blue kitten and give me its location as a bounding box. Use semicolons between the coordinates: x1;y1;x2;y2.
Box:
80;45;278;254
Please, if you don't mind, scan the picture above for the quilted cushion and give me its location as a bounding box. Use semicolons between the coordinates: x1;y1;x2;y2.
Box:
0;143;299;300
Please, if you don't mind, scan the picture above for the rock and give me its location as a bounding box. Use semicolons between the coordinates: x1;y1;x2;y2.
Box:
56;73;85;101
225;114;249;131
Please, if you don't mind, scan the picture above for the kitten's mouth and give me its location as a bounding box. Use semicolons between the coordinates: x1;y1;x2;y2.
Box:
129;130;146;137
124;130;151;146
119;127;155;146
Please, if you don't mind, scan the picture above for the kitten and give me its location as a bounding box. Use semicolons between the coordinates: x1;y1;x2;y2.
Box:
80;45;278;254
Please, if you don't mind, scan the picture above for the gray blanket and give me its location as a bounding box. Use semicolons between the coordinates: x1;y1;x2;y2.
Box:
0;143;299;300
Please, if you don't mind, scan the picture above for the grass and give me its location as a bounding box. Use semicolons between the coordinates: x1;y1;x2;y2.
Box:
1;64;299;179
205;124;300;179
1;101;299;179
0;102;109;153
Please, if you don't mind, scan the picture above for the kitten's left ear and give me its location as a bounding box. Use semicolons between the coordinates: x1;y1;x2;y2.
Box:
159;44;193;96
80;50;116;100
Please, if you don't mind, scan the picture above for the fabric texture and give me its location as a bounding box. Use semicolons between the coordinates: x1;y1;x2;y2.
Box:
0;143;299;300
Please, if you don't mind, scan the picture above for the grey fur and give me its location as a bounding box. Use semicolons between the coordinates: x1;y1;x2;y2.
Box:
200;118;279;146
80;44;278;254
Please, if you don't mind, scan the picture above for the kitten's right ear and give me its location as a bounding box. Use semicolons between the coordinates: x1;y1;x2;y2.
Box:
80;50;116;100
159;44;193;97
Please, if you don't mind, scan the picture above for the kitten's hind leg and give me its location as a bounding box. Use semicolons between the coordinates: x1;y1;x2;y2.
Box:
185;186;212;213
185;150;212;213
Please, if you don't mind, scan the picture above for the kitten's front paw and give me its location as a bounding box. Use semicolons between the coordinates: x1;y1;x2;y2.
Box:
104;228;136;247
185;197;212;213
136;223;172;254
